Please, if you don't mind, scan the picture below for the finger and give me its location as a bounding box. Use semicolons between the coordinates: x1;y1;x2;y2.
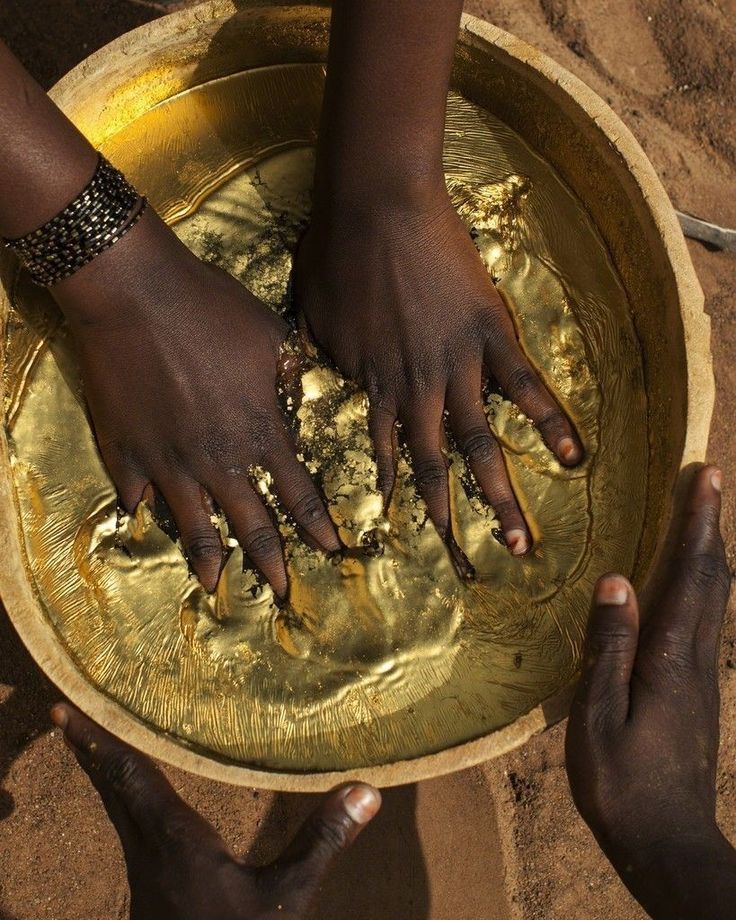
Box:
446;373;530;555
403;393;451;537
209;477;288;601
269;438;341;556
51;704;215;847
573;574;639;729
158;478;224;594
646;465;730;662
367;391;398;507
296;310;319;360
270;784;381;909
97;441;149;514
486;338;583;466
51;704;141;857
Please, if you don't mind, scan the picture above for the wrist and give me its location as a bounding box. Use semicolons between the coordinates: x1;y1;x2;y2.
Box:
614;820;725;871
608;825;736;920
311;168;450;228
52;208;183;330
598;800;719;868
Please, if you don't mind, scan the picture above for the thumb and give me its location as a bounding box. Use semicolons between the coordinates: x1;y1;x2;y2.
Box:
573;574;640;729
51;703;216;848
270;784;381;909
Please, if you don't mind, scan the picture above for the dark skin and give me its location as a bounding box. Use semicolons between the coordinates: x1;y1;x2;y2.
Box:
566;465;736;919
296;0;583;561
46;473;736;920
0;40;340;598
50;703;381;920
2;3;582;587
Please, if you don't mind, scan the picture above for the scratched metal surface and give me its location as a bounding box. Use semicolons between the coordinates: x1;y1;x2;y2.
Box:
2;64;647;771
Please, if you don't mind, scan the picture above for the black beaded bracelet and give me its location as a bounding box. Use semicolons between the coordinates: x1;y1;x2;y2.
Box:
1;154;147;287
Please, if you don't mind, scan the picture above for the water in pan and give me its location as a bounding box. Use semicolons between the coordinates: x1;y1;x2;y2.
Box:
3;64;647;770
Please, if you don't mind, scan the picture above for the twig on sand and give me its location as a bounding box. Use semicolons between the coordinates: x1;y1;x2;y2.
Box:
677;211;736;252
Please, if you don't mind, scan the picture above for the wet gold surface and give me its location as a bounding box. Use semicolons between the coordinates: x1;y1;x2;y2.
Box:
3;64;647;771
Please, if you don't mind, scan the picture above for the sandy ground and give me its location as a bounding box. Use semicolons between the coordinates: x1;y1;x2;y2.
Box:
0;1;734;918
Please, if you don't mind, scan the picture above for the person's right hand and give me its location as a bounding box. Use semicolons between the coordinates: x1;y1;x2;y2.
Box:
295;189;582;568
52;210;340;598
566;465;736;919
52;703;381;920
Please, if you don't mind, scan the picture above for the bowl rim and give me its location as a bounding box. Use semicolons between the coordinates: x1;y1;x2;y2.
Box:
0;1;712;791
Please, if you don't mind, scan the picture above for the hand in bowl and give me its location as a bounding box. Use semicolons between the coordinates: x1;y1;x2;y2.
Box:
295;188;582;564
54;210;340;598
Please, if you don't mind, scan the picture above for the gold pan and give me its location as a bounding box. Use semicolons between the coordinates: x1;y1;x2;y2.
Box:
0;2;712;791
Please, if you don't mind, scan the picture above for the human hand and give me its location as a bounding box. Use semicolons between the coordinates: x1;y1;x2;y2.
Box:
565;465;736;919
295;187;582;565
51;703;381;920
53;209;340;598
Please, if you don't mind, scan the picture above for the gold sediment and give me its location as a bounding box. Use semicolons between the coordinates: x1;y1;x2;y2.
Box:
3;64;647;771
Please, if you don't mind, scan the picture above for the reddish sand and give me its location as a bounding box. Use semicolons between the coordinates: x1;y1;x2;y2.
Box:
0;2;734;918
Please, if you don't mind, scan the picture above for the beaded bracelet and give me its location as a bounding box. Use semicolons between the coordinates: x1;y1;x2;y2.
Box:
1;155;147;287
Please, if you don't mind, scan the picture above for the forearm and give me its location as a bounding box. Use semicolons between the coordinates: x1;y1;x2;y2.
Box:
314;0;464;210
610;827;736;919
0;39;169;326
0;39;97;238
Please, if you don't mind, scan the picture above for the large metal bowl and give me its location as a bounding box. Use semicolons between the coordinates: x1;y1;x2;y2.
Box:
0;2;711;790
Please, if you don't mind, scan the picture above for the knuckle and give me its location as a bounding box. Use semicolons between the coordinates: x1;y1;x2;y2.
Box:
406;364;430;394
290;492;328;527
76;725;99;758
201;430;238;467
245;526;282;561
412;459;447;495
185;530;222;561
683;552;730;596
589;687;629;732
221;464;248;480
589;628;636;657
504;364;539;400
307;813;351;856
462;429;496;465
100;748;144;797
100;438;141;473
247;409;278;458
368;388;396;419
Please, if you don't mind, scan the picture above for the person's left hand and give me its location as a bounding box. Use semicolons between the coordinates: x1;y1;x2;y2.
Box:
51;704;381;920
565;465;735;918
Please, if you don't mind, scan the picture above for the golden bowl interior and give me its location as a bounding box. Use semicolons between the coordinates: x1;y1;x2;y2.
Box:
0;3;710;790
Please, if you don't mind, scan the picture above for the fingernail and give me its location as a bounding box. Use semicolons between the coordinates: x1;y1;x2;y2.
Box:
342;785;381;824
596;574;629;606
506;528;529;556
445;533;476;580
559;437;581;465
50;704;69;730
711;469;722;493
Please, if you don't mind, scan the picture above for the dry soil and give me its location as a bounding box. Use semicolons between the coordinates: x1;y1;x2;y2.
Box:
0;2;734;918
